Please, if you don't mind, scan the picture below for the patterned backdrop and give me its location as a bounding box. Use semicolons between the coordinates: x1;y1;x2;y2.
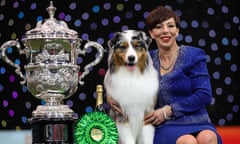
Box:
0;0;239;129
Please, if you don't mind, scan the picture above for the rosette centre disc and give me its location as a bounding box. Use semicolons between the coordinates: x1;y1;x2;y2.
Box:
91;128;103;141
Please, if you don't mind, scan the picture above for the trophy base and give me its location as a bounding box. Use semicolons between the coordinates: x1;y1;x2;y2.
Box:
29;117;76;144
32;104;74;118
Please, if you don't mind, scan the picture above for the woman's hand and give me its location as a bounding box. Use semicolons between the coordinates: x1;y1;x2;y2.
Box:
144;108;165;125
107;96;124;115
144;105;172;126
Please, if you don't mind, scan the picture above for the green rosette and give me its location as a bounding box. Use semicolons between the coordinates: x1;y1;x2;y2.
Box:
74;111;118;144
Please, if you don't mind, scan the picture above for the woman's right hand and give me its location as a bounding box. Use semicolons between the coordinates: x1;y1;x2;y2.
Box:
107;96;124;115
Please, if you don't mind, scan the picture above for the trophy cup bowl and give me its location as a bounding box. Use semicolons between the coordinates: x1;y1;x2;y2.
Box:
0;1;104;143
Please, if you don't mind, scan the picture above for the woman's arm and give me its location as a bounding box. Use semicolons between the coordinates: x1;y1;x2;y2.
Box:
171;48;212;118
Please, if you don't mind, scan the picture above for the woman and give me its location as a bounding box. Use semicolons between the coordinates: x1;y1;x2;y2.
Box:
107;5;222;144
143;6;222;144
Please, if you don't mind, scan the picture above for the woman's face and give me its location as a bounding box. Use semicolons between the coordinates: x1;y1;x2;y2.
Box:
149;17;179;49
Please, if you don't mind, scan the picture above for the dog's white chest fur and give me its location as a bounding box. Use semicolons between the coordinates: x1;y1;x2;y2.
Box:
104;66;159;144
105;67;158;116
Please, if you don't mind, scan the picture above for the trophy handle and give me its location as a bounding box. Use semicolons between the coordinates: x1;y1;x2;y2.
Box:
0;39;26;84
78;41;104;85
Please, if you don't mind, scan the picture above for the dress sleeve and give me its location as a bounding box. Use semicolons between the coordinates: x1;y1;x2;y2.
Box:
170;48;212;118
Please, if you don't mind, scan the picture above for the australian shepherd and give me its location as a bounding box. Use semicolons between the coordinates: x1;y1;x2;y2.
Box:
104;30;159;144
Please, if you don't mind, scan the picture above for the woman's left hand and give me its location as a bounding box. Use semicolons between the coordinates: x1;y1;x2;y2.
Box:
144;105;172;126
144;108;165;126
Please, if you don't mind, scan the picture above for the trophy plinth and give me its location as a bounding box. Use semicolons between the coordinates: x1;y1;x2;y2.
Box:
30;117;75;144
0;1;104;143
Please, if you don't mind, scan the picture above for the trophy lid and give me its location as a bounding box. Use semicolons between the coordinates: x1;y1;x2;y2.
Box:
25;1;78;39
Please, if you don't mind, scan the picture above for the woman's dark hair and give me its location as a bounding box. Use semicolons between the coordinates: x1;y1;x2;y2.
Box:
146;6;180;30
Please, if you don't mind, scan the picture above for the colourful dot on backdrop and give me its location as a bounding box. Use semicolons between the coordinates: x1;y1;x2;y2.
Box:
90;23;97;30
116;3;124;11
98;68;106;76
81;33;89;40
58;12;65;20
113;16;121;23
0;84;4;91
0;67;6;74
82;13;89;20
7;47;13;54
25;101;31;109
12;91;18;99
73;113;79;119
227;95;234;103
86;47;92;53
25;23;31;30
74;19;81;27
13;1;19;8
77;57;83;65
92;5;100;13
11;33;17;39
66;100;74;108
134;3;142;11
231;64;237;72
137;21;145;29
15;126;21;130
21;116;27;123
18;11;24;19
125;11;133;19
104;3;111;10
41;100;46;105
64;15;72;22
9;109;14;117
1;120;7;127
21;85;28;93
97;37;104;44
224;53;231;61
3;100;8;107
69;3;76;10
85;106;93;113
30;3;37;10
36;16;43;22
9;75;15;82
0;14;4;21
8;19;14;26
79;93;86;100
101;18;109;26
14;59;20;65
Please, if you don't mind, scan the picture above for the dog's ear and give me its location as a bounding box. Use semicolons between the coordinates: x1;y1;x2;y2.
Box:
108;32;121;49
107;32;121;73
107;32;120;61
107;39;114;50
139;31;152;48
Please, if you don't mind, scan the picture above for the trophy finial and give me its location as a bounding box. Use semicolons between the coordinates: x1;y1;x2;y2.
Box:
47;1;56;19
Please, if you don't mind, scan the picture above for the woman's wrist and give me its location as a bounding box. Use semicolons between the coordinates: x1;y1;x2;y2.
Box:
163;105;172;120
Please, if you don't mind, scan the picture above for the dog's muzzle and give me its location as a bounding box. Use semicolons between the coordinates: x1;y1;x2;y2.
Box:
125;55;137;71
128;55;136;64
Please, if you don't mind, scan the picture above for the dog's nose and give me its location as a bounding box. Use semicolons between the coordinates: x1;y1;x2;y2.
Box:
128;55;135;62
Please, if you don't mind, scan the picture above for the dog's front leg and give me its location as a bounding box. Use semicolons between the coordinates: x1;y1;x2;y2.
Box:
117;123;136;144
138;124;155;144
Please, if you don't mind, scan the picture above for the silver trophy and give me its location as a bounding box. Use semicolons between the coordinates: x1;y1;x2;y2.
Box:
0;1;104;143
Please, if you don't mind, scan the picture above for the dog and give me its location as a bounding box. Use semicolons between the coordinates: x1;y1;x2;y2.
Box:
104;30;159;144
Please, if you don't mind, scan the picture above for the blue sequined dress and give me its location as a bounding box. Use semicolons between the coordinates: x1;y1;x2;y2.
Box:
149;45;222;144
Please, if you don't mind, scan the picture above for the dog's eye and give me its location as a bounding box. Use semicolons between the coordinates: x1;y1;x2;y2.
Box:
132;40;145;50
115;41;128;50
